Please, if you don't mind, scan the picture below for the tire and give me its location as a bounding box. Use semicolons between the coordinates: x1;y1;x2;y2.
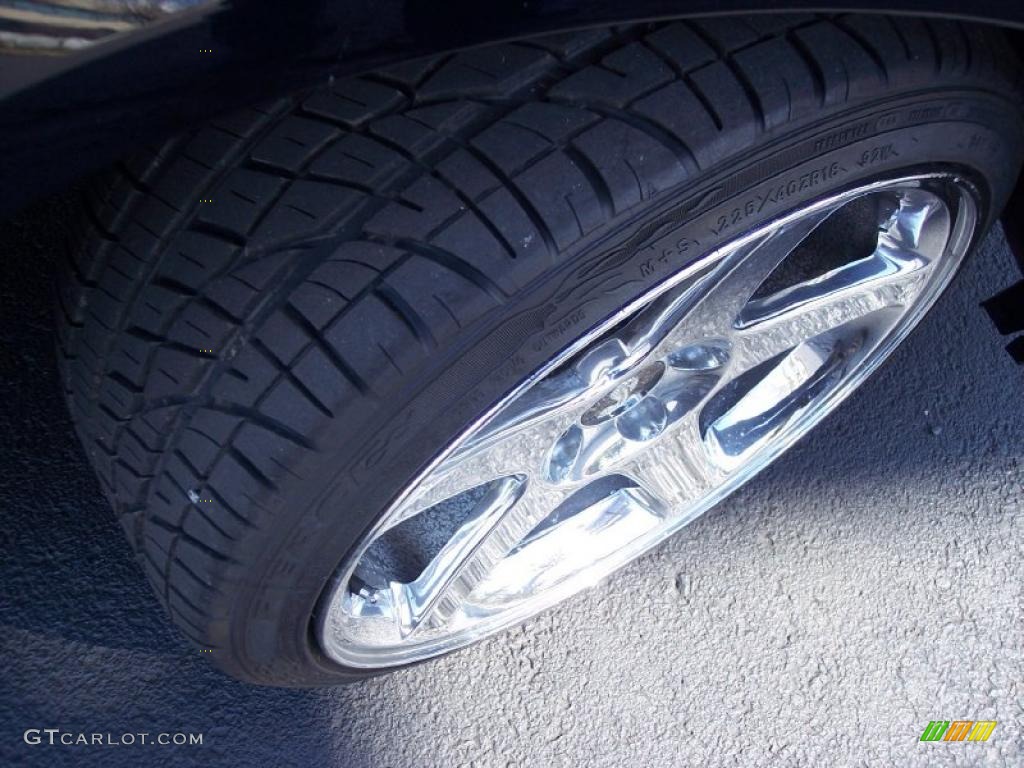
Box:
57;14;1023;685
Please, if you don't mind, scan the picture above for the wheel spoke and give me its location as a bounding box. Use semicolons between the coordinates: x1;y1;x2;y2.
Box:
391;482;570;636
648;208;839;357
701;333;854;470
619;413;724;506
382;408;576;531
729;247;929;376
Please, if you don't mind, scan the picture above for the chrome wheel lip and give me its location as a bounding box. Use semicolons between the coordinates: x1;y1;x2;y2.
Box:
319;172;979;669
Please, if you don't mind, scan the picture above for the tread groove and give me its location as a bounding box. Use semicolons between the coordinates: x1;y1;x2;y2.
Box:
281;303;374;397
394;237;508;302
251;338;336;418
563;144;615;219
785;29;827;105
681;19;766;131
375;283;438;350
835;18;890;86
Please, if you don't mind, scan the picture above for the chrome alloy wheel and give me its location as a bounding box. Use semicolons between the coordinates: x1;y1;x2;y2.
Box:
320;173;978;668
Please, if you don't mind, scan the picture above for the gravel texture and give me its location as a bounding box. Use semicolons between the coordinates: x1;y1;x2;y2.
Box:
0;195;1021;767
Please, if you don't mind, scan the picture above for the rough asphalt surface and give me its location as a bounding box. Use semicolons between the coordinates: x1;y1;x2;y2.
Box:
0;193;1021;768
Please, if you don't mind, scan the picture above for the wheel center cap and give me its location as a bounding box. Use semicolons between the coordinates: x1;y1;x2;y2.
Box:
580;362;664;426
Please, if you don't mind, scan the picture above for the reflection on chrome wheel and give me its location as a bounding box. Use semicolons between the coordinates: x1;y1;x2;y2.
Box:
320;173;978;669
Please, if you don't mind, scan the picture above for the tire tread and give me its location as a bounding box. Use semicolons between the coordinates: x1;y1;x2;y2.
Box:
55;15;1023;683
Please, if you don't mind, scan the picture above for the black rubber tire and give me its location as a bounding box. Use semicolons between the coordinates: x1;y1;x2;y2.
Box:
57;14;1024;685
